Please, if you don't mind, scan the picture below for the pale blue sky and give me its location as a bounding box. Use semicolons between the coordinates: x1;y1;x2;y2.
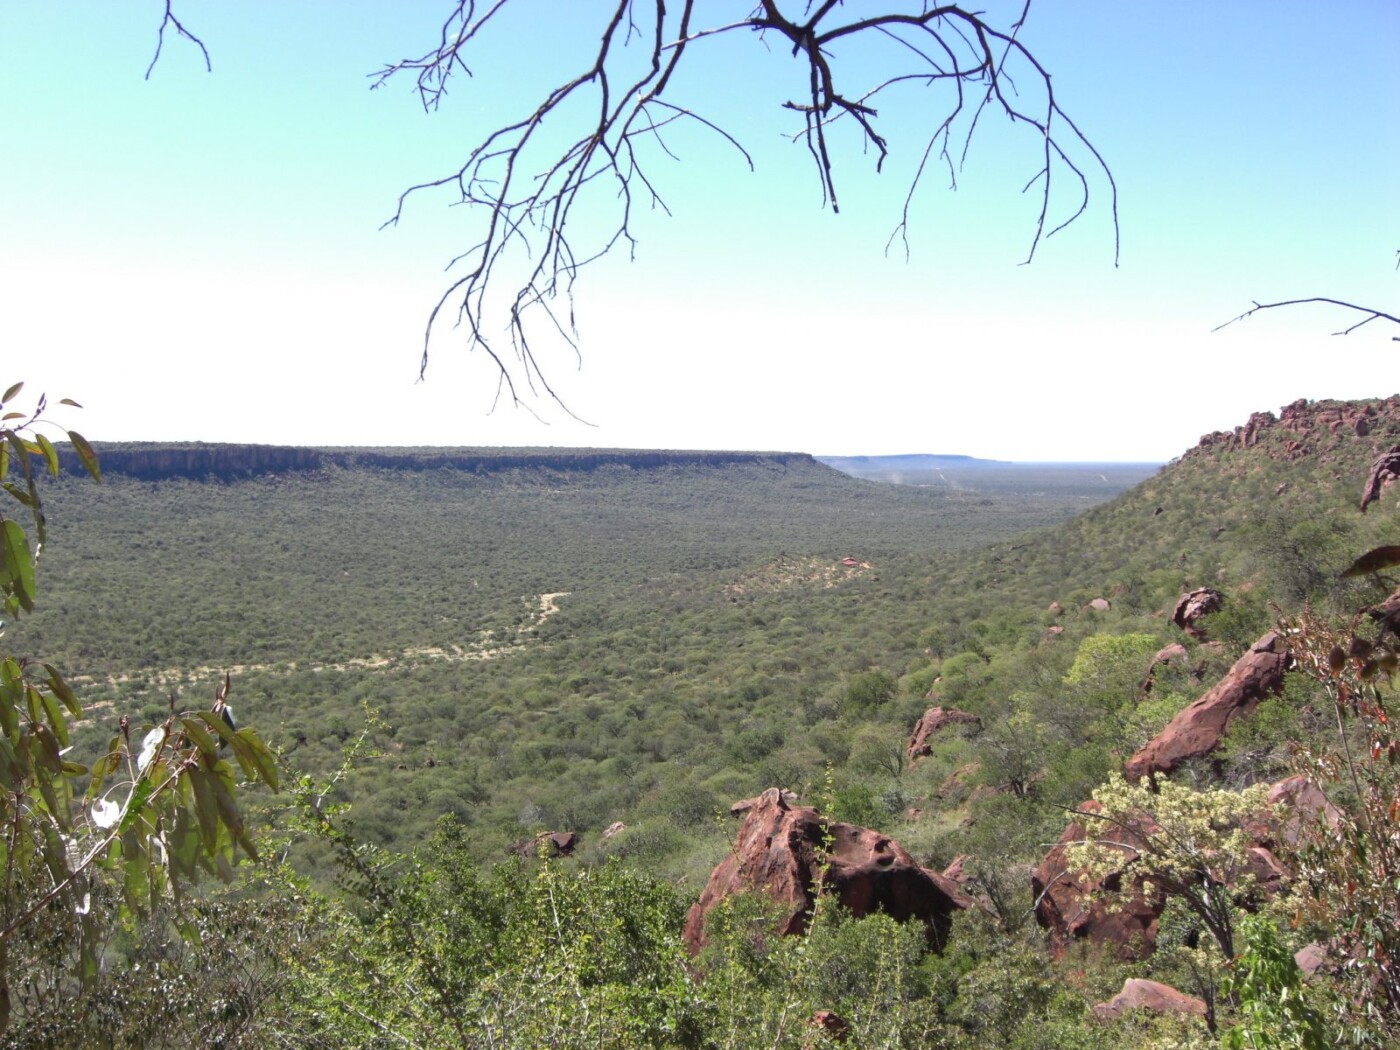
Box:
1;2;1396;460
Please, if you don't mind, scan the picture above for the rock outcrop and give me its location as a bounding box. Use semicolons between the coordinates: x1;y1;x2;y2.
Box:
1190;397;1400;463
1031;801;1166;960
1124;631;1291;784
1092;978;1206;1021
906;707;982;761
683;788;972;955
1139;643;1189;697
1034;773;1332;960
1361;445;1400;511
1171;588;1224;640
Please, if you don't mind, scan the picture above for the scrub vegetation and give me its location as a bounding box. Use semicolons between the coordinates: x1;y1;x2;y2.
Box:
4;395;1400;1046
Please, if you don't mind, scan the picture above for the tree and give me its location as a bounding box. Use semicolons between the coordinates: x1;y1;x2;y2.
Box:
363;1;1117;409
0;383;277;1035
1281;605;1400;1044
1062;773;1271;963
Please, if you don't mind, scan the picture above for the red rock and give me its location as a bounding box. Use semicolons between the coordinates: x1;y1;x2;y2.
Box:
1171;588;1224;640
942;855;969;885
1089;598;1111;612
1263;774;1341;847
1361;446;1400;511
1123;631;1291;784
1092;978;1206;1021
602;821;627;840
807;1010;849;1045
1295;942;1327;976
906;706;982;761
683;788;972;955
936;762;979;800
1044;624;1065;639
1031;801;1165;960
1139;643;1188;697
1048;601;1065;616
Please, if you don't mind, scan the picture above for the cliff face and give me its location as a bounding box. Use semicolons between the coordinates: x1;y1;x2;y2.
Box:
1186;396;1400;463
53;443;816;482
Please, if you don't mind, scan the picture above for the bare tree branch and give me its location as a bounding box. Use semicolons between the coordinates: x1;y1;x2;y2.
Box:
1214;297;1400;341
146;1;210;80
375;2;1118;409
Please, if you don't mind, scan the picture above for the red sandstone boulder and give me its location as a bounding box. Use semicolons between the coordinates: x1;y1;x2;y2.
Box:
1171;587;1224;640
906;706;982;761
683;788;973;955
602;821;627;840
1263;774;1341;847
1092;978;1206;1021
1034;773;1324;960
1089;597;1111;612
1124;631;1291;784
1360;445;1400;512
1031;801;1166;960
1139;643;1188;697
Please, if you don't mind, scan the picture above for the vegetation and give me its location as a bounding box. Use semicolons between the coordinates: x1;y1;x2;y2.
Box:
4;395;1400;1044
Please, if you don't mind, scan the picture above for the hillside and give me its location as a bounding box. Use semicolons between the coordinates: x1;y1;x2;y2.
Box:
16;399;1395;866
7;397;1400;1046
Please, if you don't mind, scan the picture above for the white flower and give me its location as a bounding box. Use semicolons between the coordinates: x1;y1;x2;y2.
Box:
90;797;121;830
138;727;166;773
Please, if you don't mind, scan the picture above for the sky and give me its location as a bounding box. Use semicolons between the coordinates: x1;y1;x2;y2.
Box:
1;1;1396;461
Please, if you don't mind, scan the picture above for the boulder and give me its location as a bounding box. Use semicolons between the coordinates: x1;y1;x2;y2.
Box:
1031;801;1165;960
1092;978;1206;1021
731;789;799;815
1295;942;1327;976
906;706;982;761
1361;445;1400;512
936;762;980;800
1139;643;1188;697
807;1011;849;1045
1124;631;1291;784
1171;587;1224;640
602;821;627;840
683;788;973;955
1035;772;1324;961
1262;774;1341;848
512;830;578;858
1089;598;1111;612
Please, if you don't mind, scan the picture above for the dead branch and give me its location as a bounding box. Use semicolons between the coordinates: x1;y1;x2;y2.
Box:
1214;297;1400;341
375;1;1118;409
146;1;210;80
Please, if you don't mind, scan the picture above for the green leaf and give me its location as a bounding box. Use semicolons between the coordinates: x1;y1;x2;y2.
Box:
1;483;35;507
36;685;69;748
187;767;220;854
34;433;58;478
1;382;21;404
240;729;280;792
43;665;81;718
67;431;100;481
180;717;220;759
195;710;238;748
118;778;153;834
0;519;34;612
